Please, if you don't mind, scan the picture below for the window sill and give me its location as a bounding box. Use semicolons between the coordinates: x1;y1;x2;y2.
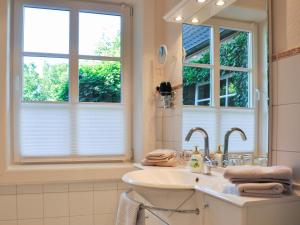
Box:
0;162;135;185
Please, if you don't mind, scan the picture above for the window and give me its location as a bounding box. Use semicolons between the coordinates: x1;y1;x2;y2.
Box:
182;21;256;154
13;0;131;163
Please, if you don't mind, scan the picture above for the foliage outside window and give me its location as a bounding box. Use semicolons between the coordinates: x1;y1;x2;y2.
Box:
183;25;250;108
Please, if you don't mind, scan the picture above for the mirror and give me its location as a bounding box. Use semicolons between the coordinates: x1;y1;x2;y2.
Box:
181;0;270;166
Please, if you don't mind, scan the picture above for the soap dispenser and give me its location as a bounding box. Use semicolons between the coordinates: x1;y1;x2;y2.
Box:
215;145;223;167
189;146;203;173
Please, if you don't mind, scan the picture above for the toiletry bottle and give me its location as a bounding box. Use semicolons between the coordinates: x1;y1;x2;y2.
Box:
189;146;203;173
215;145;223;167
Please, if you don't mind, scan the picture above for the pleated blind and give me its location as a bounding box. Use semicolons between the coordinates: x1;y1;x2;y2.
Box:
182;107;255;152
19;103;125;157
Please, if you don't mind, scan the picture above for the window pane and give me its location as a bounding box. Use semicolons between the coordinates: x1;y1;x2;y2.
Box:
220;28;249;68
77;104;124;156
220;70;249;108
23;57;69;102
183;24;211;64
79;60;121;103
183;67;211;106
24;7;69;54
79;12;121;57
20;104;71;157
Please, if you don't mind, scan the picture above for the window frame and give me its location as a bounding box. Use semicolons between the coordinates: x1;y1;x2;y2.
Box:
183;18;259;156
12;0;132;164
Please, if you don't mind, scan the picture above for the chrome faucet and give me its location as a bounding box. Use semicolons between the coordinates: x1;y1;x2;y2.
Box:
185;127;210;160
223;127;247;166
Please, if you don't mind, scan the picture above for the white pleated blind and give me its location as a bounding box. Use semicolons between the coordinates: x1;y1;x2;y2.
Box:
182;106;255;153
19;103;125;157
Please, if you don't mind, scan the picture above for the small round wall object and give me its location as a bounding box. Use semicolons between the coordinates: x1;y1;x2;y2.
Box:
158;44;168;64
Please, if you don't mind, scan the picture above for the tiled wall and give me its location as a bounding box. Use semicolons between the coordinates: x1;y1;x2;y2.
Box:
155;107;182;151
272;54;300;183
0;181;130;225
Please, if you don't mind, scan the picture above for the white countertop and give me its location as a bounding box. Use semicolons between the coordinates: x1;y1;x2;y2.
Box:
132;163;300;207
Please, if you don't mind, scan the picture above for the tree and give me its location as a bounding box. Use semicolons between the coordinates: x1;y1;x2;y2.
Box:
23;32;121;103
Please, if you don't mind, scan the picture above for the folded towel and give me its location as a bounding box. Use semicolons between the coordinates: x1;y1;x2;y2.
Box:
146;149;176;160
230;178;292;193
116;192;145;225
237;183;285;198
141;149;178;167
141;157;177;167
224;166;293;181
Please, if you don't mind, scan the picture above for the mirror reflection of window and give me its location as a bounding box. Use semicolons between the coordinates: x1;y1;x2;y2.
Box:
183;24;212;106
220;28;251;108
182;23;256;155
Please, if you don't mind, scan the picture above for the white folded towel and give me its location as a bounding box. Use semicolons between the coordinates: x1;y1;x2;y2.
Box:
116;192;145;225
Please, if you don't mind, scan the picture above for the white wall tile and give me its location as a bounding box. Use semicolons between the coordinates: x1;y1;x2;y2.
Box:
155;141;163;149
277;54;300;105
271;150;277;166
70;215;93;225
272;61;278;106
164;116;174;142
17;194;43;220
94;214;115;225
94;182;117;191
69;192;93;216
0;181;122;225
17;185;43;194
94;190;117;214
44;193;69;218
163;141;174;149
44;217;69;225
277;151;300;182
0;185;17;195
43;184;68;193
0;220;17;225
277;104;300;152
272;106;278;150
18;219;43;225
0;195;17;221
69;183;93;192
155;116;163;141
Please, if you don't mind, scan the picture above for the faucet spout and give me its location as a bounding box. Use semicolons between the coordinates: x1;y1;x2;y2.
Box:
185;127;210;159
223;127;247;166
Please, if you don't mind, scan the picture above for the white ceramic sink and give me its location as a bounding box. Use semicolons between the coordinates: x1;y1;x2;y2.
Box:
122;169;200;189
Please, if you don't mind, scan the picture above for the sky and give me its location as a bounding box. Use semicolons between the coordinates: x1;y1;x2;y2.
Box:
23;7;121;76
24;7;121;56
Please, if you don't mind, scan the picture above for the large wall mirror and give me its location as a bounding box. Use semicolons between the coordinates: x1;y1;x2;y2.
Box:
181;0;270;166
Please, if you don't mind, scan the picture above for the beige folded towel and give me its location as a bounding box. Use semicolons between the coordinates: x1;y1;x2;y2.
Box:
224;166;293;181
141;149;178;167
230;178;292;193
141;157;177;167
116;192;145;225
237;183;285;198
146;149;176;160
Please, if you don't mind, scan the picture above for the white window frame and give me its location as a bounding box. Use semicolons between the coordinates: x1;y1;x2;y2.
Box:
183;18;259;155
12;0;132;164
195;81;210;105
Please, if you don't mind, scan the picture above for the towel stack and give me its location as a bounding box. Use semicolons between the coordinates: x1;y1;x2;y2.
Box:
224;165;293;198
141;149;178;167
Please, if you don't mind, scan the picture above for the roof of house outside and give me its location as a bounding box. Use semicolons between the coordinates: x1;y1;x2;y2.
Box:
183;24;236;58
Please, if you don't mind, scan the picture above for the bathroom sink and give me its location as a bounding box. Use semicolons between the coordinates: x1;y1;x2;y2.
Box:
122;169;200;189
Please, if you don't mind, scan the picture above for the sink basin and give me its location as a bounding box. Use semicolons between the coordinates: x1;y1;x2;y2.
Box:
122;169;200;189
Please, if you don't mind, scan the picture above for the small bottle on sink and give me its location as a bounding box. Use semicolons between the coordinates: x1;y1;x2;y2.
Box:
188;146;203;173
215;145;223;167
